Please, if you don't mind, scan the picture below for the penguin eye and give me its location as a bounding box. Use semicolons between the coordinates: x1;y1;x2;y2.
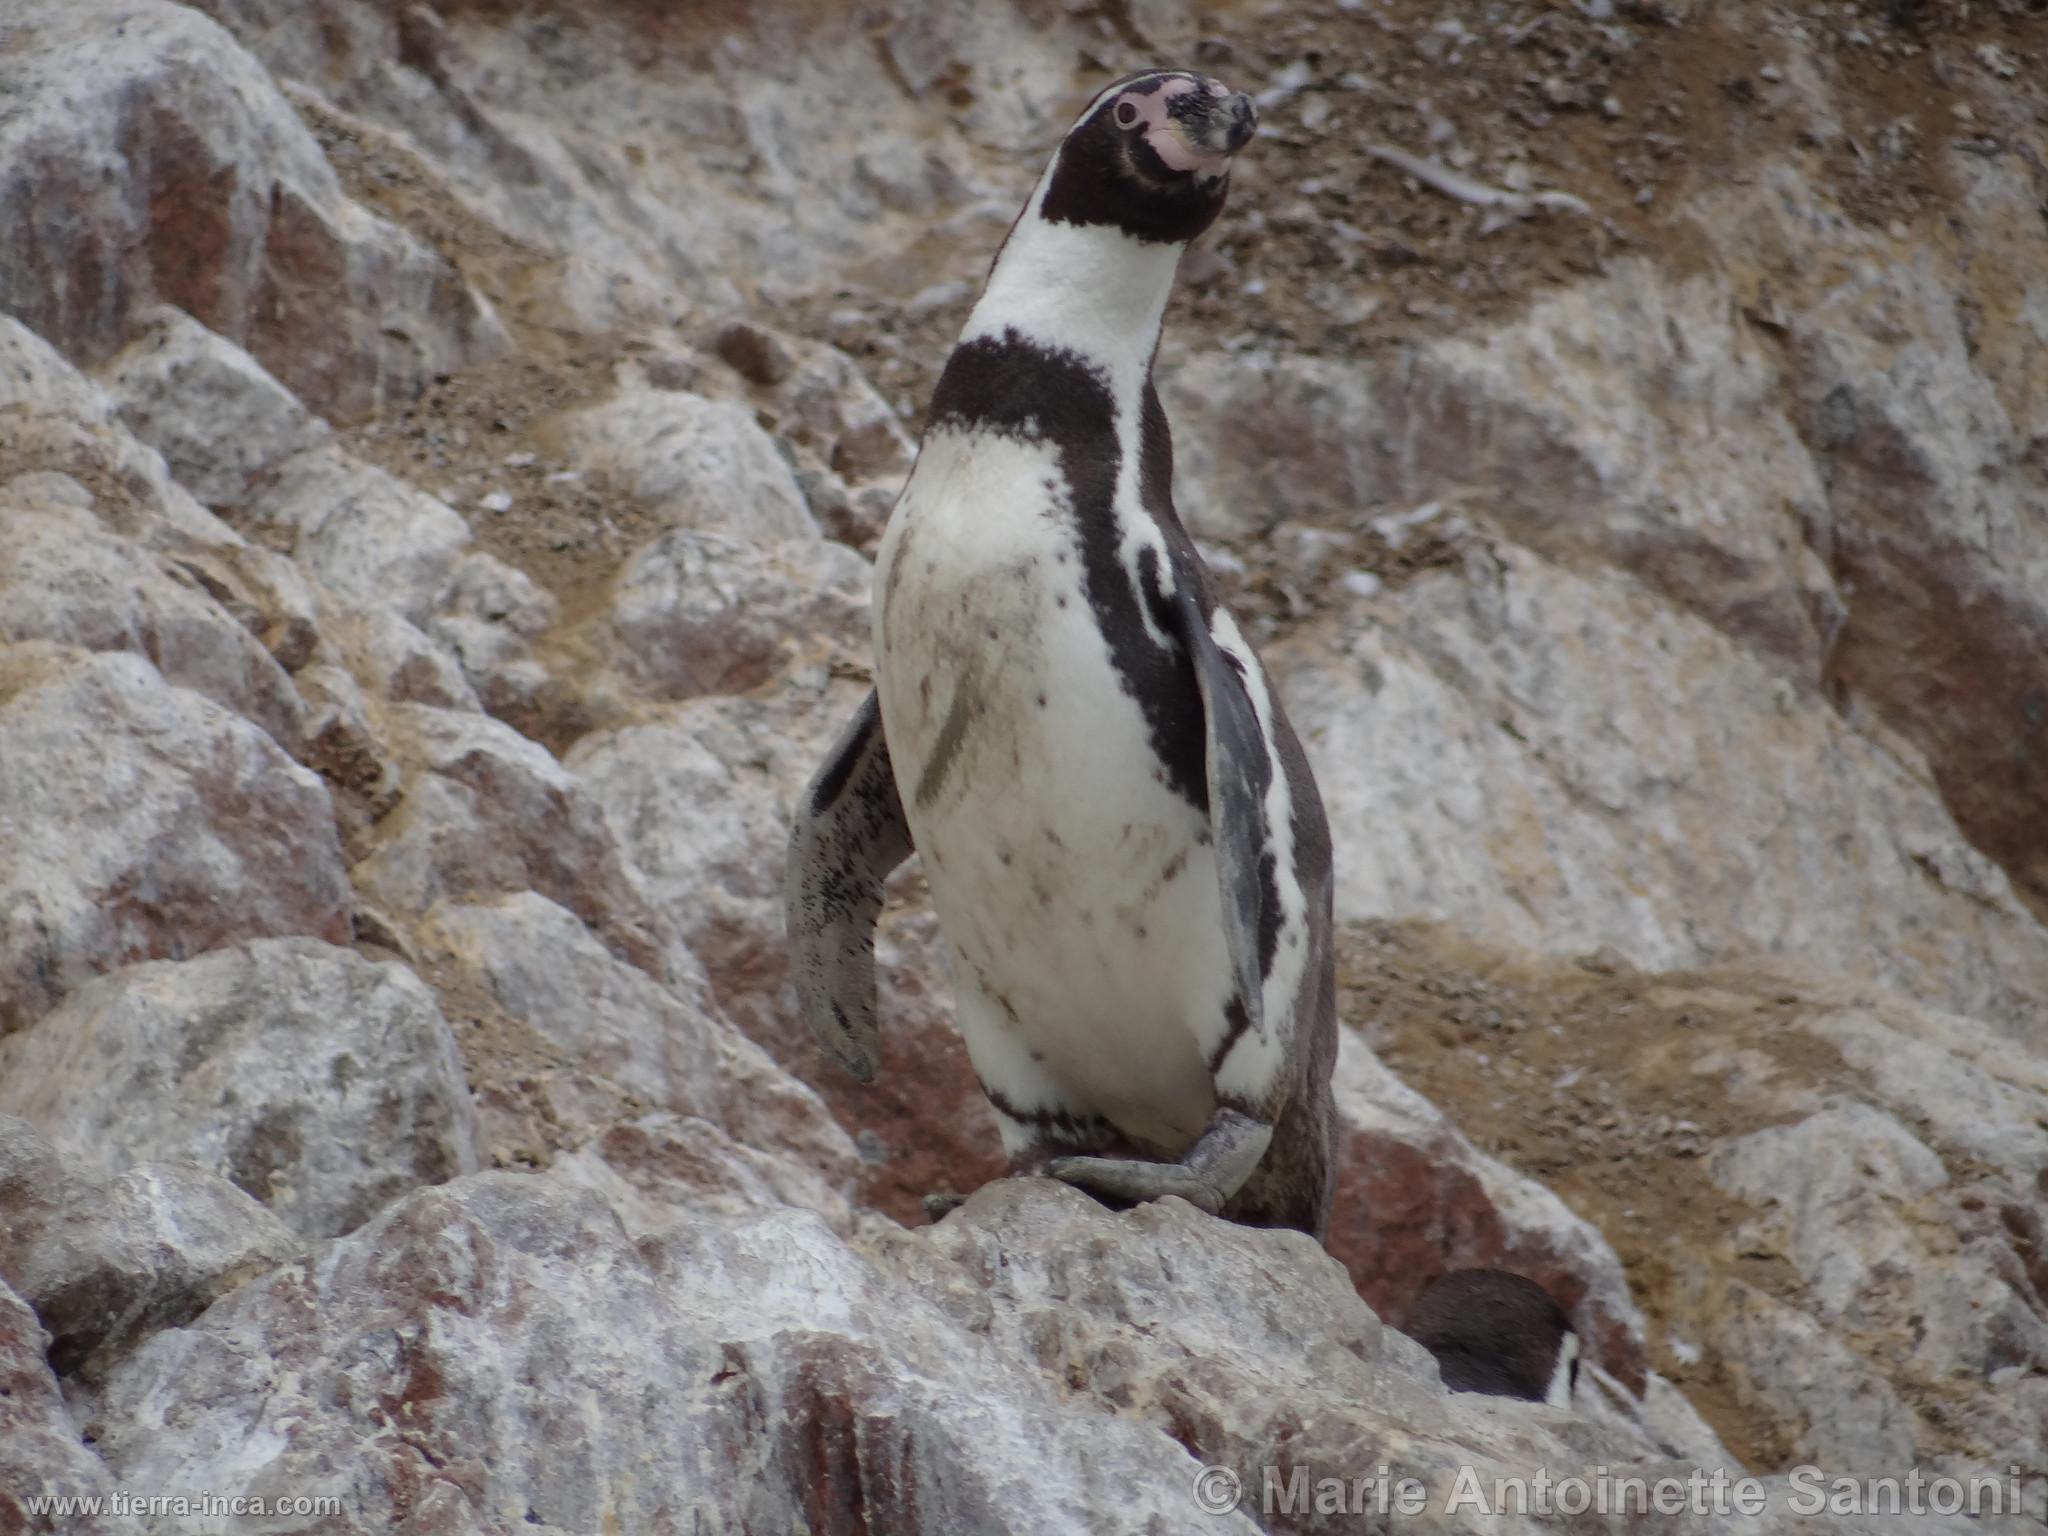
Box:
1112;98;1141;130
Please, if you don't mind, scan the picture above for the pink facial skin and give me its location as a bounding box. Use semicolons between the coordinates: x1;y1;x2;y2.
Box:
1116;78;1231;179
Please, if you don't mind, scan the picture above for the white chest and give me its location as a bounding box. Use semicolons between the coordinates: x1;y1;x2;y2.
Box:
872;430;1234;1145
875;433;1165;824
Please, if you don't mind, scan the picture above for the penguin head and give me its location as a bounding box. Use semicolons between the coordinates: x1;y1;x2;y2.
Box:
1038;70;1259;246
1405;1268;1581;1407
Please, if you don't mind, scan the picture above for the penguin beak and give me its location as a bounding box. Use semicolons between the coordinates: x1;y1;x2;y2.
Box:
1146;84;1257;181
1178;89;1258;163
1210;92;1259;156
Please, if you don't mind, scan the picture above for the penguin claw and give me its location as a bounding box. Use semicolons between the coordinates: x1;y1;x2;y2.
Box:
1045;1155;1225;1215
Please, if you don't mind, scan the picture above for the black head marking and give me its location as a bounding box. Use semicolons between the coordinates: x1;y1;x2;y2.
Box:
1041;70;1258;246
1406;1270;1578;1403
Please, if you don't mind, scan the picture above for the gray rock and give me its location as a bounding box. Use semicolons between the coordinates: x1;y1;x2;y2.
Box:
1805;1002;2048;1187
0;1115;300;1378
98;306;330;509
427;551;561;724
0;502;306;749
571;680;1015;1230
416;891;855;1187
438;554;558;640
698;324;916;548
181;0;1088;310
1553;971;2048;1484
238;446;472;627
568;679;857;953
1706;160;2048;913
757;328;917;486
1704;1092;2048;1472
1710;1104;1951;1325
0;0;505;416
322;599;482;713
1272;543;2048;1031
552;389;819;539
0;323;328;684
1161;262;1833;662
1168;157;2048;957
0;317;255;549
1684;1276;1923;1474
353;705;675;981
602;528;869;700
0;940;479;1238
0;7;2037;1526
0;1278;139;1534
553;1112;853;1234
74;1171;1996;1536
0;315;122;422
799;463;901;549
0;646;352;1035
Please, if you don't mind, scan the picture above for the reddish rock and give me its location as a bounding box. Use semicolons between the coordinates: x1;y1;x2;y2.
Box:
1800;391;2048;910
575;1113;852;1229
694;905;1005;1229
0;0;504;419
601;529;871;703
1331;1128;1648;1393
354;704;678;982
0;645;352;1036
570;691;1010;1228
0;503;307;751
1325;1044;1650;1394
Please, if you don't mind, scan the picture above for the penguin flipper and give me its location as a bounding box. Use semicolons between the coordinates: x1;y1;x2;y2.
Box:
785;690;913;1082
1165;582;1274;1049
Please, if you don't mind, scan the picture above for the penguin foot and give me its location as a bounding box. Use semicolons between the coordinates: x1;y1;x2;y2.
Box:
1046;1155;1227;1213
922;1190;967;1221
1046;1106;1274;1218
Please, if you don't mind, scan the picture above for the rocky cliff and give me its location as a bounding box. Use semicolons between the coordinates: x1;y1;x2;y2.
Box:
1;1;2044;1531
